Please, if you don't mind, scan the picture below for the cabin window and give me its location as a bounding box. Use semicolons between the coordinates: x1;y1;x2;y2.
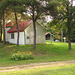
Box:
11;33;14;39
27;36;30;39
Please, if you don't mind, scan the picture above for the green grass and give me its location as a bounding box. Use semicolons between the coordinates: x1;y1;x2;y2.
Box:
1;64;75;75
0;41;75;67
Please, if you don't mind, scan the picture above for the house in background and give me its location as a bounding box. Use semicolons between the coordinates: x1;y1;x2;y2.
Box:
5;20;46;45
45;32;54;41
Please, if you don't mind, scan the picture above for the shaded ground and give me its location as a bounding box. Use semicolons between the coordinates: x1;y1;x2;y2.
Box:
0;60;75;72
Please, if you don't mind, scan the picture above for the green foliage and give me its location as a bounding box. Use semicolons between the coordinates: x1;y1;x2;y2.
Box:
7;0;26;13
70;24;75;42
46;0;59;17
27;0;46;20
11;51;34;61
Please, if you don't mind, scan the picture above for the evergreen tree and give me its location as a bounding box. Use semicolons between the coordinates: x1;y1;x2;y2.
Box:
7;0;27;46
0;0;8;44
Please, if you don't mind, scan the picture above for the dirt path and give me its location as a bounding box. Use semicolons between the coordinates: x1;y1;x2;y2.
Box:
0;60;75;72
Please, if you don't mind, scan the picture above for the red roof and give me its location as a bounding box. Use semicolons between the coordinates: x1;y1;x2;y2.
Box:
7;20;32;33
6;22;12;27
6;20;21;27
45;32;50;35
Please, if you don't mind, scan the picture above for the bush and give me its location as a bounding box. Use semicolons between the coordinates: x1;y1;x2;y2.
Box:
11;51;34;61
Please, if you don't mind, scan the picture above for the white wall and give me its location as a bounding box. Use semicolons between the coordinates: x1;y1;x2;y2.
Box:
5;28;10;41
9;33;16;44
6;22;45;45
36;22;46;43
25;25;34;44
9;32;25;45
19;32;25;45
25;22;46;44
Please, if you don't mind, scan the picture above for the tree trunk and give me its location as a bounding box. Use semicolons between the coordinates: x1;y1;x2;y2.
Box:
66;4;71;50
0;19;1;41
61;28;63;42
14;12;19;46
67;18;71;50
3;11;6;44
67;17;71;50
33;20;36;49
32;6;36;49
1;24;2;41
0;18;2;41
0;19;2;41
68;24;71;50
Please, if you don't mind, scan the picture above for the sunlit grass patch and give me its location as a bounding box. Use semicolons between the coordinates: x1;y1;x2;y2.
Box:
0;41;75;67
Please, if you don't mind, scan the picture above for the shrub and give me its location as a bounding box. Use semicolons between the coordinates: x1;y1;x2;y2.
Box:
11;51;34;61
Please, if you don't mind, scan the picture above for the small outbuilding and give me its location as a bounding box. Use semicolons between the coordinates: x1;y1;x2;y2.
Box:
5;20;46;45
45;32;54;41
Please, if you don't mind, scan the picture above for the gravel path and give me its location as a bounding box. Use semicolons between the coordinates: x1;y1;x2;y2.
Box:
0;60;75;72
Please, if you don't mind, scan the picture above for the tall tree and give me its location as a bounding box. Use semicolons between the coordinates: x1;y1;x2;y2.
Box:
15;12;19;46
25;0;50;49
0;1;2;41
48;0;75;50
0;0;8;44
25;0;59;48
7;0;26;46
65;0;75;50
22;0;44;48
0;9;2;41
0;18;2;41
57;0;75;50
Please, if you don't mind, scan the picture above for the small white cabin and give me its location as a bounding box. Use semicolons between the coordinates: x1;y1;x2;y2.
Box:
5;20;46;45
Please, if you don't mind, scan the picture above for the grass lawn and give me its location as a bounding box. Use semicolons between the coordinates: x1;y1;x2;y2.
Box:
0;41;75;67
1;64;75;75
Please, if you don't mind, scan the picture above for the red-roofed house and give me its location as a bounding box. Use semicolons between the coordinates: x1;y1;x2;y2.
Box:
5;20;46;45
